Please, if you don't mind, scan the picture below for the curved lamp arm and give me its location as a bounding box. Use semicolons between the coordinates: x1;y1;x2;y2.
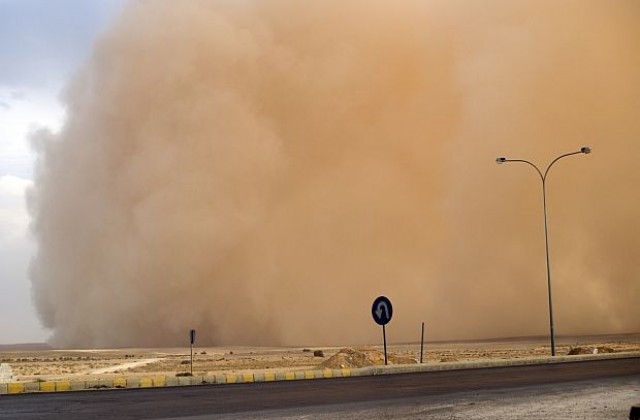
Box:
543;147;591;180
496;158;543;181
496;146;591;181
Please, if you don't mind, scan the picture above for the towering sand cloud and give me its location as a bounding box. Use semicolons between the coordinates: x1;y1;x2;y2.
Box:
29;1;640;347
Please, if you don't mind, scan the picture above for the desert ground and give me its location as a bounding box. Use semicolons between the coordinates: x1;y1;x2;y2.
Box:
1;334;639;383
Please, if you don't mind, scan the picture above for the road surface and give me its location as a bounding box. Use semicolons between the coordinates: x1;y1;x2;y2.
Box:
1;357;638;419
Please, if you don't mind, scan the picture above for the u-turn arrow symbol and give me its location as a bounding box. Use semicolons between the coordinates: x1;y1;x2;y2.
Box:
372;296;393;326
376;301;389;320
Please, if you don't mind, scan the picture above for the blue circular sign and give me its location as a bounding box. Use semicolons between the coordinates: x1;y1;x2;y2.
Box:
372;296;393;326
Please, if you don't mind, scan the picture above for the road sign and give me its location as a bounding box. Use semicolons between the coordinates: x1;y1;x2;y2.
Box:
372;296;393;326
371;296;393;365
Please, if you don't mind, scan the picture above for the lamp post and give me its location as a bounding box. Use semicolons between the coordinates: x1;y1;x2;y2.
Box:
496;146;591;356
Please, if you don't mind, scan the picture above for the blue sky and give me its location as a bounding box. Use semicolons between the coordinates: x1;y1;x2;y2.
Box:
0;0;125;344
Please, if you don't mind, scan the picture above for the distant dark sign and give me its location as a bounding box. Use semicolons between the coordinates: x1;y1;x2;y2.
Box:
190;329;196;345
371;296;393;326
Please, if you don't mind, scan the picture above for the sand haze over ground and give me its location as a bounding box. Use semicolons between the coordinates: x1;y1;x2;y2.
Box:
28;0;640;348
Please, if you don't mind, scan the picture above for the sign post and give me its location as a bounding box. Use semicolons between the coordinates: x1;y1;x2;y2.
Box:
189;329;196;376
420;322;425;363
371;296;393;365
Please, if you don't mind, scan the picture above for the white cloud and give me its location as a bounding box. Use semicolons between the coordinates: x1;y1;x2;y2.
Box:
0;174;32;243
0;174;31;196
0;86;65;179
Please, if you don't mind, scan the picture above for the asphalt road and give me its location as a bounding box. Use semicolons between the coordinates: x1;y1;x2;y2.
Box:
1;357;639;419
212;376;640;420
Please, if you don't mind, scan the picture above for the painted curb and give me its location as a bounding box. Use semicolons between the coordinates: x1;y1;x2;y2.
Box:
1;351;638;395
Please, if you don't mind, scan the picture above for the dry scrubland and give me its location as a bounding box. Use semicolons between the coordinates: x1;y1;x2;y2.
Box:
1;335;639;383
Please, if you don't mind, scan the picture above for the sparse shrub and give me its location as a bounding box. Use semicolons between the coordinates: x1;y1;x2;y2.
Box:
200;351;207;355
176;372;193;377
180;361;190;365
314;350;324;357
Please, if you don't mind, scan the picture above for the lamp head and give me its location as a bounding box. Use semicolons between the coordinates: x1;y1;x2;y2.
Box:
580;146;592;154
496;157;507;164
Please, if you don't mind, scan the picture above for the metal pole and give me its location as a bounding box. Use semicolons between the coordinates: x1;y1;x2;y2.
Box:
383;324;388;365
420;322;425;363
496;147;590;358
542;179;556;356
190;342;193;376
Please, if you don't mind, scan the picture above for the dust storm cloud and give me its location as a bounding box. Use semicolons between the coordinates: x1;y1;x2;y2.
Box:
29;1;640;348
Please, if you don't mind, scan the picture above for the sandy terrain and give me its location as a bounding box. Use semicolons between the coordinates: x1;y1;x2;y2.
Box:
1;334;639;383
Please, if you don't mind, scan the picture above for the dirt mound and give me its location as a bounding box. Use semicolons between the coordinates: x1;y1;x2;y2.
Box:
567;346;615;355
320;348;417;369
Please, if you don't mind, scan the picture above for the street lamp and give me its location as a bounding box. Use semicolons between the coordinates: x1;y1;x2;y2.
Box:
496;146;591;356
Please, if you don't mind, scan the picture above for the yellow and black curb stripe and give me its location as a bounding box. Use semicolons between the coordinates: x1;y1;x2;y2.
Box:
0;368;353;395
